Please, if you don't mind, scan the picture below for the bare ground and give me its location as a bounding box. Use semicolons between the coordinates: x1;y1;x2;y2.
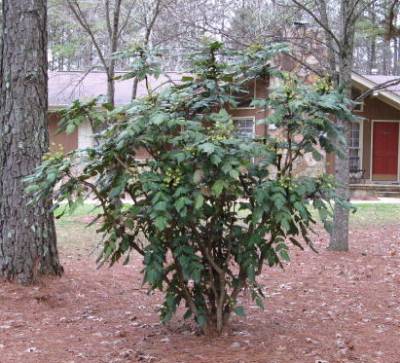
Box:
1;217;399;363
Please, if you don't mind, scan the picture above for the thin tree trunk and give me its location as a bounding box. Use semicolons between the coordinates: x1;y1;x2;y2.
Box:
318;0;336;75
329;120;350;251
397;38;400;75
329;0;355;252
393;38;398;74
369;39;376;73
106;0;122;106
383;39;392;74
367;4;376;73
0;0;63;284
107;69;115;106
132;77;139;100
132;0;162;100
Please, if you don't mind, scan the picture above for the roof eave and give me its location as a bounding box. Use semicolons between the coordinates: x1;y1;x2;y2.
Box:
351;72;400;111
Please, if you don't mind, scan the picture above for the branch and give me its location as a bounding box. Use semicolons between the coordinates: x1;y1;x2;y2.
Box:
62;65;101;101
104;0;113;42
111;0;123;54
355;77;400;101
67;0;109;72
317;0;337;73
118;1;137;38
285;52;325;77
144;0;163;44
290;0;341;47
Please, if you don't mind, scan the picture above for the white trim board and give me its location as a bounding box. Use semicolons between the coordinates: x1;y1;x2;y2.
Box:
352;73;400;111
231;80;257;110
232;116;256;137
350;120;363;175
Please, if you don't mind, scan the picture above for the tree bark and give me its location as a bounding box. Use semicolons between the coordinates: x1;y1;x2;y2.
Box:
317;0;337;75
368;4;376;73
0;0;63;284
393;38;399;74
132;0;163;100
328;0;356;252
383;38;392;74
368;38;376;73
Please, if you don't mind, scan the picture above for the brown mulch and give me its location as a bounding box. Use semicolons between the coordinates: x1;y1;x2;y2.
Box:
1;225;400;363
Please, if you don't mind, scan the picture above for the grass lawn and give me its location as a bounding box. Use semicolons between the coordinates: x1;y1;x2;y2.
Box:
351;202;400;225
54;202;400;254
55;204;101;254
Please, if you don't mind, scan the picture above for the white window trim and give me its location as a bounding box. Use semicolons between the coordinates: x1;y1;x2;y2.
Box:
349;120;363;174
353;100;364;113
232;116;256;138
231;80;257;110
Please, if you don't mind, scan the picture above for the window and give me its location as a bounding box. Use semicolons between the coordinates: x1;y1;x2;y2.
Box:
351;89;364;112
353;101;364;112
234;118;255;138
231;80;256;108
349;122;362;172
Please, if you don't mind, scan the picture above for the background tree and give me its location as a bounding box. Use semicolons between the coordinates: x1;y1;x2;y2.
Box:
45;0;400;75
50;0;175;104
278;0;360;251
130;0;171;99
0;0;63;283
284;0;400;250
65;0;135;105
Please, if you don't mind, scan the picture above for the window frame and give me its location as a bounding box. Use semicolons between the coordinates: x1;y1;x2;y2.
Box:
231;80;257;110
353;100;364;113
232;116;256;139
348;120;363;172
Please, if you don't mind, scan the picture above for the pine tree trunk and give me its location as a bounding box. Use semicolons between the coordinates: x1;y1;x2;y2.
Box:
0;0;63;284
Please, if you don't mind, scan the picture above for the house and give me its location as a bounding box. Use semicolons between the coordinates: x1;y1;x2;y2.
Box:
48;71;400;196
48;71;186;153
47;71;269;156
329;73;400;197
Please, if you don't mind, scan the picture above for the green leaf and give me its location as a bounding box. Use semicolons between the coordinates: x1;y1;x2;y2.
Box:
198;142;216;155
66;123;76;134
174;197;187;212
255;296;264;310
183;309;192;320
312;150;322;161
279;249;290;262
154;216;168;231
211;180;225;196
233;306;246;316
210;154;222;165
196;314;207;327
194;193;204;210
150;112;167;125
229;169;240;179
154;201;168;212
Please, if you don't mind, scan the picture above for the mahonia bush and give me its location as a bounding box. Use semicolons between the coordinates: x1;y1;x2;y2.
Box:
27;42;354;334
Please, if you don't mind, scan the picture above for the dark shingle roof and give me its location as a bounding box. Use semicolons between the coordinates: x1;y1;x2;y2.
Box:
362;75;400;95
48;71;400;107
48;71;184;107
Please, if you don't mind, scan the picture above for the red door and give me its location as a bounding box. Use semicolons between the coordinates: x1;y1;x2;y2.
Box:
372;122;399;180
